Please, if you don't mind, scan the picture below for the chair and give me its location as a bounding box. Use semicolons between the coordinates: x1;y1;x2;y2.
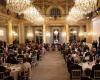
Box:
94;70;100;80
22;68;29;80
17;58;23;64
31;54;38;67
71;70;81;80
0;72;4;80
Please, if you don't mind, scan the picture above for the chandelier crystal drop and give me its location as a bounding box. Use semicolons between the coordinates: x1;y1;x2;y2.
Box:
6;0;31;13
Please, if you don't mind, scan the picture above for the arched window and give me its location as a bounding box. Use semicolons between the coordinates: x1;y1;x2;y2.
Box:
50;8;61;17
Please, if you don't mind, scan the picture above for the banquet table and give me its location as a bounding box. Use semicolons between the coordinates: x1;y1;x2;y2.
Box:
79;61;95;71
3;63;22;80
10;64;22;80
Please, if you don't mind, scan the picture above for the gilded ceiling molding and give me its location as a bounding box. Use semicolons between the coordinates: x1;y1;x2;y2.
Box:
46;6;65;16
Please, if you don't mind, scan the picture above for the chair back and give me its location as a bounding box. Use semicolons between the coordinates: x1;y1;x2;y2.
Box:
94;70;100;79
23;68;29;80
31;54;37;67
0;72;4;80
17;58;23;64
32;54;37;62
71;70;81;79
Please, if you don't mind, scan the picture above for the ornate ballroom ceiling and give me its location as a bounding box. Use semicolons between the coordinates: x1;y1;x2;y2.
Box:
0;0;100;25
31;0;74;16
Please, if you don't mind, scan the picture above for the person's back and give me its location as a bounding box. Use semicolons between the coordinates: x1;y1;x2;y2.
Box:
70;62;82;79
91;63;100;78
92;63;100;70
4;70;14;80
6;54;18;64
0;59;6;72
81;68;92;80
71;63;82;71
0;65;6;72
91;59;100;78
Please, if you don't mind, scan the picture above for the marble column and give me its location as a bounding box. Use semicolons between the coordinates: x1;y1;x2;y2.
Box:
43;23;46;43
79;26;84;40
66;24;69;43
18;23;25;44
86;20;93;43
7;19;13;44
27;26;33;40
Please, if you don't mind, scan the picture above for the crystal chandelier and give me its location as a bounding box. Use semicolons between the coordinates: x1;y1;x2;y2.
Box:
67;7;84;24
67;0;98;24
75;0;97;14
69;7;84;19
22;7;44;25
6;0;31;13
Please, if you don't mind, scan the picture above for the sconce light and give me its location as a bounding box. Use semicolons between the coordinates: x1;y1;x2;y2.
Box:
87;32;92;36
73;30;77;34
62;32;66;37
46;32;50;37
27;32;33;37
13;31;18;36
79;32;84;36
35;31;39;34
54;30;58;35
0;30;4;36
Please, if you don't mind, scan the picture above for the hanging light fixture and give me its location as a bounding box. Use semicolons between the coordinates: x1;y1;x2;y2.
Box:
67;7;84;24
22;6;44;25
6;0;31;13
75;0;98;14
67;0;98;24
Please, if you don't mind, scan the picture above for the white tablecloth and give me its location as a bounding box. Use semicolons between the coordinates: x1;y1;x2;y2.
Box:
10;65;22;80
79;61;95;71
3;63;22;80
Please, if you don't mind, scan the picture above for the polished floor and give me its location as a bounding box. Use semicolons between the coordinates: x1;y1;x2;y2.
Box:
31;51;69;80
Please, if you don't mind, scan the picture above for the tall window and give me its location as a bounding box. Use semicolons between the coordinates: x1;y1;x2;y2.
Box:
50;8;61;17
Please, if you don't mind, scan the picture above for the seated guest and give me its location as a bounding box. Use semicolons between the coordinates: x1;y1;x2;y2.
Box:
4;69;14;80
0;59;6;72
71;59;82;71
70;59;82;78
81;68;92;80
22;58;31;80
91;59;100;78
6;54;18;64
67;55;74;73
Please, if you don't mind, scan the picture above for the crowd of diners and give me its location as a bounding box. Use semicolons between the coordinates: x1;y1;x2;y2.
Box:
0;39;100;80
0;39;46;80
61;40;100;80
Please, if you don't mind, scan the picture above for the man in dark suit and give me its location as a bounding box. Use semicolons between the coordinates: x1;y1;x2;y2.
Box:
67;56;74;74
91;59;100;78
70;59;82;78
0;59;6;72
81;68;92;80
71;59;82;71
4;69;14;80
6;54;18;64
